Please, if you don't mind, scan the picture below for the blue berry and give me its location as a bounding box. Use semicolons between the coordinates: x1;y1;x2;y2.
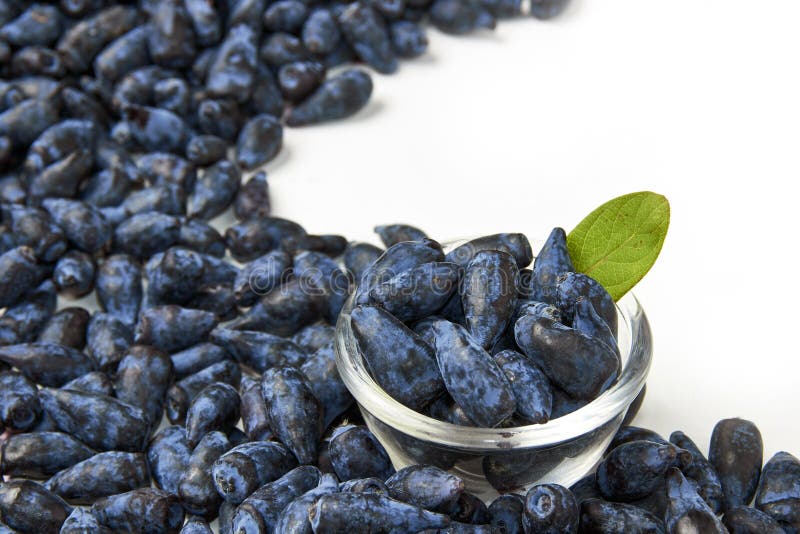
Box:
709;418;763;510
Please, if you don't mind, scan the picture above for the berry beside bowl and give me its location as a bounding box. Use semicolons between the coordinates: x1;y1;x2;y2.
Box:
335;236;653;501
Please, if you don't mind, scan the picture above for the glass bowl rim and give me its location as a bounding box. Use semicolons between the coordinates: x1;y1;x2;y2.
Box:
334;238;653;451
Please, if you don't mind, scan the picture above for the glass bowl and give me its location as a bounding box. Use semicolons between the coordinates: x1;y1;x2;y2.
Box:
334;238;653;501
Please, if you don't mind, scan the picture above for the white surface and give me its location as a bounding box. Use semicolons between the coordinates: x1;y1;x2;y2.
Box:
265;1;800;457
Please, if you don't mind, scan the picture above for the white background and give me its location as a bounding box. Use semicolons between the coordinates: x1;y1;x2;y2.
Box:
264;0;800;458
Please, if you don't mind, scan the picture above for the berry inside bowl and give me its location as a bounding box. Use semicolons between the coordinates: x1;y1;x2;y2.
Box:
334;237;653;501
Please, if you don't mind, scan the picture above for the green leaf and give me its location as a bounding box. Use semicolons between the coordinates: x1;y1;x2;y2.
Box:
567;191;670;301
